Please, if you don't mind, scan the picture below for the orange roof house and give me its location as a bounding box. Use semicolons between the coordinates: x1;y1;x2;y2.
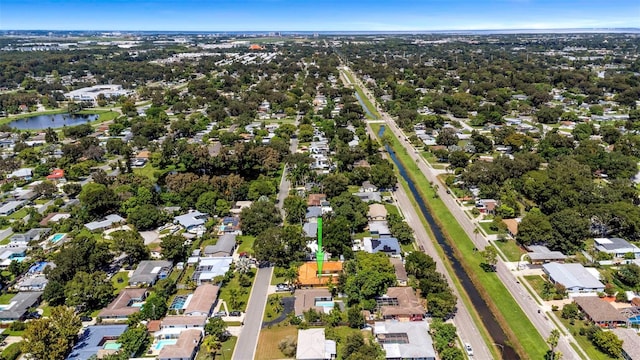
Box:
502;218;519;237
297;261;343;287
136;151;151;159
249;44;264;50
307;194;327;207
46;169;65;180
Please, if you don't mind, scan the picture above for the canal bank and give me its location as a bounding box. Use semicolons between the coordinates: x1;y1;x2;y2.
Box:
372;122;552;359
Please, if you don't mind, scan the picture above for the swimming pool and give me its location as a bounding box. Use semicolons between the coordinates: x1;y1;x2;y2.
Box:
315;300;335;309
49;233;66;243
170;295;190;310
130;302;145;308
103;342;122;351
154;339;177;350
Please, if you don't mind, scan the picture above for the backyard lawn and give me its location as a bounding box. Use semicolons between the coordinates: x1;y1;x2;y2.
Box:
111;271;130;294
195;336;237;360
7;207;28;220
479;221;498;235
255;325;298;360
557;316;614;360
236;236;256;255
0;293;16;304
494;239;526;262
218;270;255;312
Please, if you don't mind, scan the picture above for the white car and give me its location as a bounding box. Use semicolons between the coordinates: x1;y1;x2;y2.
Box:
465;343;473;357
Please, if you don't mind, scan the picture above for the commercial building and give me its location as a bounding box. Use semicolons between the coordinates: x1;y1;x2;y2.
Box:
64;85;131;102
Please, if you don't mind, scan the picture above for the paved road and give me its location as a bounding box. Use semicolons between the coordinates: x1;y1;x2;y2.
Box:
345;65;584;359
232;266;273;360
382;116;582;360
361;120;493;359
276;117;299;217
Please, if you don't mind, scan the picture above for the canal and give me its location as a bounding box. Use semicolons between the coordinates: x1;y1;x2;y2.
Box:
378;125;519;359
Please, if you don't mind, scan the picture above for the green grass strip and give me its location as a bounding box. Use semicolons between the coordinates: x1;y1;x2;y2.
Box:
372;123;548;359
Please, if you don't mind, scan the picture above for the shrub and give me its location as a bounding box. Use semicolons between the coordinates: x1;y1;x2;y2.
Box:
1;342;22;360
278;336;297;357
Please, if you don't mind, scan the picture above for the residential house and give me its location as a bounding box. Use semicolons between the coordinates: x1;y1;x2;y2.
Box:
0;292;42;321
369;221;391;237
0;247;27;268
502;218;520;238
156;316;207;340
218;216;240;234
7;168;33;180
475;199;498;215
158;329;202;360
367;204;388;221
353;192;382;203
0;200;25;216
9;228;51;247
363;237;401;256
174;210;208;232
303;220;318;238
46;168;65;182
390;257;408;286
573;296;626;328
16;276;48;292
611;328;640;360
306;206;323;220
307;194;327;207
360;181;378;193
526;245;567;264
129;260;173;286
376;287;425;321
542;263;605;293
98;288;148;321
230;201;253;215
296;328;337;360
374;320;436;360
294;289;333;317
192;257;233;285
594;237;640;260
67;324;128;360
183;284;219;317
203;234;236;257
297;261;343;287
84;214;125;231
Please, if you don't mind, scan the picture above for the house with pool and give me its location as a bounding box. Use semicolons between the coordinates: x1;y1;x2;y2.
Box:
66;324;128;360
98;288;148;322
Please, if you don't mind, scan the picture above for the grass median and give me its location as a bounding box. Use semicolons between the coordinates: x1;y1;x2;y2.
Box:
371;123;548;359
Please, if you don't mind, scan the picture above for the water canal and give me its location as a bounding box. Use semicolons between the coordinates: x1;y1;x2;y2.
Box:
378;125;519;359
7;113;99;130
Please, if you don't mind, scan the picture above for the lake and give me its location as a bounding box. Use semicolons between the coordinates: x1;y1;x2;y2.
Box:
7;113;99;130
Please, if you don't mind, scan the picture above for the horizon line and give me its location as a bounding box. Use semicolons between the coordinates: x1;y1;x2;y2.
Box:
2;27;640;33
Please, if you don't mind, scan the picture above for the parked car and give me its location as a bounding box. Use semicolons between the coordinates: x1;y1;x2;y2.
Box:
214;311;227;318
80;316;92;322
276;283;291;292
229;311;242;317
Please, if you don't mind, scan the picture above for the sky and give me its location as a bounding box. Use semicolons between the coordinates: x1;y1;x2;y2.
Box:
1;0;639;32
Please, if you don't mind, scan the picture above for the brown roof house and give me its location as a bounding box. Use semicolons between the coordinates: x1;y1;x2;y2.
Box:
376;287;425;321
183;284;219;317
368;204;388;221
98;288;148;321
390;257;408;286
307;194;327;207
573;296;626;328
294;289;333;317
158;329;202;360
612;328;640;360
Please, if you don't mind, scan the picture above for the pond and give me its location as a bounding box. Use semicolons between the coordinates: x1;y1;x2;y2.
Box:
7;113;99;130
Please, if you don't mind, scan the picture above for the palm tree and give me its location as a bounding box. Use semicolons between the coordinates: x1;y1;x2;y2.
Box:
204;335;222;359
284;265;299;287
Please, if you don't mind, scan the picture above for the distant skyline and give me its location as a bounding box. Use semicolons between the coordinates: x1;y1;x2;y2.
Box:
1;0;639;32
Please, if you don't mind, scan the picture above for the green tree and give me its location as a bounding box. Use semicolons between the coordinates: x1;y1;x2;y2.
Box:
480;245;498;272
347;306;365;329
64;271;114;311
127;204;164;230
22;306;81;360
283;195;307;224
78;183;120;218
321;173;349;198
205;317;229;341
160;234;188;263
196;191;218;215
112;230;150;266
240;200;282;236
33;180;58;198
140;293;168;320
517;208;553;246
592;330;622;358
369;162;397;189
117;323;150;357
